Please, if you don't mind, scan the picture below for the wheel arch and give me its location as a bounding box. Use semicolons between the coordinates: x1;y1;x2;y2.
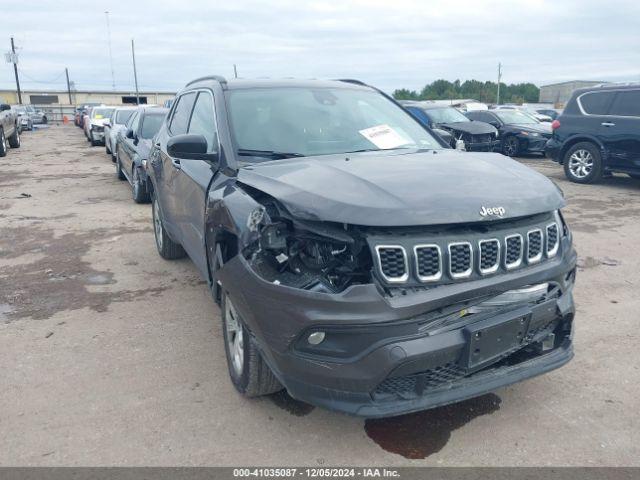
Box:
559;135;605;165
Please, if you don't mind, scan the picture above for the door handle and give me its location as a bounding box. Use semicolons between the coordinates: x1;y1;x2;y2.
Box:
171;159;181;169
601;122;616;127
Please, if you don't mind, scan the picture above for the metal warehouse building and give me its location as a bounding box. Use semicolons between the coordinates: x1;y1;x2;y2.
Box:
539;80;606;105
0;89;175;107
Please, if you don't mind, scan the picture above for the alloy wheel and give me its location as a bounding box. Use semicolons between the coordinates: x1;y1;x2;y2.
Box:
225;296;245;376
568;149;593;179
153;199;163;250
504;137;518;156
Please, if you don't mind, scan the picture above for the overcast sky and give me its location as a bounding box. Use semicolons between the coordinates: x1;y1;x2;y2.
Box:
2;0;639;94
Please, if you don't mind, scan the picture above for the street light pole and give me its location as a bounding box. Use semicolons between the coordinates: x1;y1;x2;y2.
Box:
65;68;73;105
496;62;502;105
10;37;22;104
131;39;140;105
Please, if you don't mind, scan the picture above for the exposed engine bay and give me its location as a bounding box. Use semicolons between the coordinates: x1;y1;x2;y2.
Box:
243;195;373;293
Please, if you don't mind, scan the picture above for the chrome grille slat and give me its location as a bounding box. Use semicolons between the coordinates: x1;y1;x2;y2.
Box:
414;244;442;282
478;239;500;275
448;242;473;279
375;245;409;283
527;229;543;263
546;223;559;257
504;234;523;270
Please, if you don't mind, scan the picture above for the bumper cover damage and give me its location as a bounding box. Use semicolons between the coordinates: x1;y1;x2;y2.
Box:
217;238;577;417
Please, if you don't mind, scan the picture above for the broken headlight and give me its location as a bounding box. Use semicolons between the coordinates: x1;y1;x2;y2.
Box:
247;219;372;294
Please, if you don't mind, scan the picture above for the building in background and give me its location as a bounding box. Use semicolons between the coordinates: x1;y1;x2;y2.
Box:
0;89;175;106
539;80;607;106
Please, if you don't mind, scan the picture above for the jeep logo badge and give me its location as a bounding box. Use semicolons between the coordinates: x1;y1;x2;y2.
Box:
479;206;506;217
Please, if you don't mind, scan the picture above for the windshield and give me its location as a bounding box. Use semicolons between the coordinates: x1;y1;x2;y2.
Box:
226;87;441;159
140;114;164;139
15;107;26;114
493;110;538;125
426;107;469;124
92;108;114;120
115;110;134;124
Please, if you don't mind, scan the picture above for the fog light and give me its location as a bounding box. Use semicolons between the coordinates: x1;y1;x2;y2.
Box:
307;331;325;345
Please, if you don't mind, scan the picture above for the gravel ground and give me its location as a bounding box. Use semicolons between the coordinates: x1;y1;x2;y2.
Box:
1;125;639;466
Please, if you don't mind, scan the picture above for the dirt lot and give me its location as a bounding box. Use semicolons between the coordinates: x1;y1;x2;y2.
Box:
1;125;639;466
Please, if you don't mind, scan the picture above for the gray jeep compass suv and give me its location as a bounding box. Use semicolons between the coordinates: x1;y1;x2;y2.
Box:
146;76;577;417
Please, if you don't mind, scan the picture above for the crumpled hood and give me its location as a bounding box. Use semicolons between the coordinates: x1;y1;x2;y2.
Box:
237;150;564;227
438;121;496;136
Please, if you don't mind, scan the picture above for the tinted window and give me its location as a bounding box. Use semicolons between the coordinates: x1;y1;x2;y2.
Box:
188;92;218;152
141;114;165;139
169;92;196;135
115;110;134;124
579;91;614;115
609;90;640;117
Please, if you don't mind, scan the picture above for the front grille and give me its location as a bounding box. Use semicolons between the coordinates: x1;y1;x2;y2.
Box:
470;133;492;144
372;218;561;285
505;234;523;269
479;239;500;274
546;224;559;256
527;229;543;263
414;245;441;281
375;246;408;282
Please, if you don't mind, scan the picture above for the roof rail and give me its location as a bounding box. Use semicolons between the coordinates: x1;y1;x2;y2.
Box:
185;75;228;87
335;78;369;87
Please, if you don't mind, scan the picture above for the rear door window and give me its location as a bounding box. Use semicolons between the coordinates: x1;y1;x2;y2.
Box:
579;91;615;115
609;90;640;117
169;92;197;135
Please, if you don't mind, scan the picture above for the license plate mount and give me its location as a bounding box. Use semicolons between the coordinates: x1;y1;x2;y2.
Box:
463;309;530;371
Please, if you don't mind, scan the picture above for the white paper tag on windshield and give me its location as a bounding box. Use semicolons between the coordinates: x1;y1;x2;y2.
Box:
359;124;407;149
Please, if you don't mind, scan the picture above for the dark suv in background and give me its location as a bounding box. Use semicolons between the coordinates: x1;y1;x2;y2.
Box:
545;84;640;183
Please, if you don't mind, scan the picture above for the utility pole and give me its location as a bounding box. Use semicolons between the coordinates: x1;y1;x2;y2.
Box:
131;39;140;105
65;68;73;105
496;62;502;105
233;64;238;79
105;11;116;90
10;37;22;104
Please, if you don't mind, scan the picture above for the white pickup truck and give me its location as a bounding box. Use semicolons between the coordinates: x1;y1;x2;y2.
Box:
0;102;20;157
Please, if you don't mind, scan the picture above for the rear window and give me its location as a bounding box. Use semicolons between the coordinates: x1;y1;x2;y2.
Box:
141;114;165;139
578;91;614;115
609;90;640;117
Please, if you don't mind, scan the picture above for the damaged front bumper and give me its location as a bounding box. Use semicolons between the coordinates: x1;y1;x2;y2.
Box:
217;240;576;418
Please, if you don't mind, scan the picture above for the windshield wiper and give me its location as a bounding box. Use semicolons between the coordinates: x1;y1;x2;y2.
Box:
237;149;305;159
342;146;420;154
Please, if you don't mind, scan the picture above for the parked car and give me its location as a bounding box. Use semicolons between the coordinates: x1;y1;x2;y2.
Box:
21;105;48;125
493;105;553;123
146;76;576;418
545;84;640;183
76;103;102;129
536;109;560;121
114;106;168;203
465;109;551;157
11;105;33;132
401;101;499;151
84;106;114;146
104;107;136;159
0;102;21;157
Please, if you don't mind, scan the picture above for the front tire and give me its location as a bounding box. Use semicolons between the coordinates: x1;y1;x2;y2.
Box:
563;142;603;184
502;135;520;157
132;166;150;203
152;197;186;259
221;290;282;397
105;140;112;155
115;152;126;180
0;129;6;157
8;127;20;149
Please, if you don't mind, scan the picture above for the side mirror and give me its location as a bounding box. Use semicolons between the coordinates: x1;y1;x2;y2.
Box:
126;129;134;139
0;104;10;112
167;134;217;161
